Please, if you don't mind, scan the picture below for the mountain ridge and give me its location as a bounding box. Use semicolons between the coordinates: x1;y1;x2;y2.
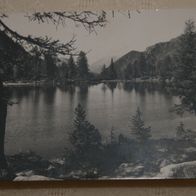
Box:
111;35;181;79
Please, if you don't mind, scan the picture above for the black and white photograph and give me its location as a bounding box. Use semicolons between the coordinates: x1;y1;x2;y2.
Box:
1;9;196;181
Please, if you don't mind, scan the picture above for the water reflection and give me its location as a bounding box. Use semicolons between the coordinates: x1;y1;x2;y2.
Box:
5;82;196;158
43;87;57;105
106;82;117;94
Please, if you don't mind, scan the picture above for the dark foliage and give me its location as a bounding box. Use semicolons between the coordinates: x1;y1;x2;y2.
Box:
131;107;151;142
173;20;196;113
67;55;77;79
77;51;89;79
67;104;102;172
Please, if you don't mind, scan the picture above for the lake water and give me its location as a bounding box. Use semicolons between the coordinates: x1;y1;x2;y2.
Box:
5;82;196;158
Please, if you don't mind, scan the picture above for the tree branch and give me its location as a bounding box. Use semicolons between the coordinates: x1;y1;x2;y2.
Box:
0;19;76;55
26;11;107;33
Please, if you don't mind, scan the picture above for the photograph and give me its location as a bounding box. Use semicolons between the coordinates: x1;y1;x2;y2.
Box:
1;9;196;181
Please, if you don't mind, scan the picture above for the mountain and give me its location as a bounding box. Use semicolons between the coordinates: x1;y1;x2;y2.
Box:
110;36;181;79
90;56;118;73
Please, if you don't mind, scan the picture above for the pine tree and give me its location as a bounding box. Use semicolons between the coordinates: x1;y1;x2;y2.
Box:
101;64;106;73
131;107;151;142
72;104;86;132
176;122;195;141
58;62;68;81
68;55;76;79
44;52;57;80
110;127;116;144
31;46;42;80
100;64;107;79
69;104;102;169
176;122;187;140
109;58;117;80
173;20;196;113
77;51;89;79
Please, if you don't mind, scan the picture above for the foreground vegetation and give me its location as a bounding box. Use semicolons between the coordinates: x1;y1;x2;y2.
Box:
2;104;196;180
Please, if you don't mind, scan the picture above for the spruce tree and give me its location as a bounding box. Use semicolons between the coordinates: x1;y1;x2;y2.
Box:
77;51;89;79
176;122;194;141
109;58;117;80
176;122;187;140
59;62;69;81
100;64;107;79
31;46;42;80
131;107;151;142
110;127;116;144
173;20;196;113
44;52;57;80
70;104;102;149
69;104;102;169
68;55;76;79
72;104;86;132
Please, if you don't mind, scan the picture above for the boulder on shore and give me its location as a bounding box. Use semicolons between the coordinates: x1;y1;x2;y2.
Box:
115;163;144;177
14;170;58;181
14;175;58;181
158;161;196;178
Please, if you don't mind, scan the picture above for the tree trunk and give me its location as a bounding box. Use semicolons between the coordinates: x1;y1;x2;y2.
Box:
0;79;8;170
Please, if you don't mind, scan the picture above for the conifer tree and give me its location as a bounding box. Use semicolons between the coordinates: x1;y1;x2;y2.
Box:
58;62;69;81
176;122;194;141
31;46;42;80
176;122;187;140
77;51;89;79
173;20;196;113
131;107;151;142
68;55;76;79
70;104;102;149
109;58;117;80
69;104;102;169
44;52;57;80
100;64;107;79
110;127;116;144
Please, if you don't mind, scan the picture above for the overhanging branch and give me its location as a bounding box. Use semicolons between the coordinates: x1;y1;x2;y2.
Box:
0;19;76;55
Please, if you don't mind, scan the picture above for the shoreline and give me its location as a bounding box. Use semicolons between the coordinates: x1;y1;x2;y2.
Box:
3;78;167;87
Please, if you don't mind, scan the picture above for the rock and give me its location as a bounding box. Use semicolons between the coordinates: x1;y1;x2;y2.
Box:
50;158;64;165
115;163;144;177
16;170;34;177
66;168;99;179
67;170;86;179
14;175;58;181
185;147;196;153
159;159;171;168
158;161;196;178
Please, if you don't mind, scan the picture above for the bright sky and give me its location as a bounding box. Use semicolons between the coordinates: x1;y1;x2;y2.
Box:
3;9;196;65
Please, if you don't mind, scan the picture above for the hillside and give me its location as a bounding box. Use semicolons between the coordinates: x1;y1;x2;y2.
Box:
110;36;181;79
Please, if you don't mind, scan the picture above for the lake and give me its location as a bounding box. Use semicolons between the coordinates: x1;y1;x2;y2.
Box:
5;82;196;158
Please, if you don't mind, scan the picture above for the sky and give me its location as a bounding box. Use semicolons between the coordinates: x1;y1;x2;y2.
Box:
3;8;196;66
